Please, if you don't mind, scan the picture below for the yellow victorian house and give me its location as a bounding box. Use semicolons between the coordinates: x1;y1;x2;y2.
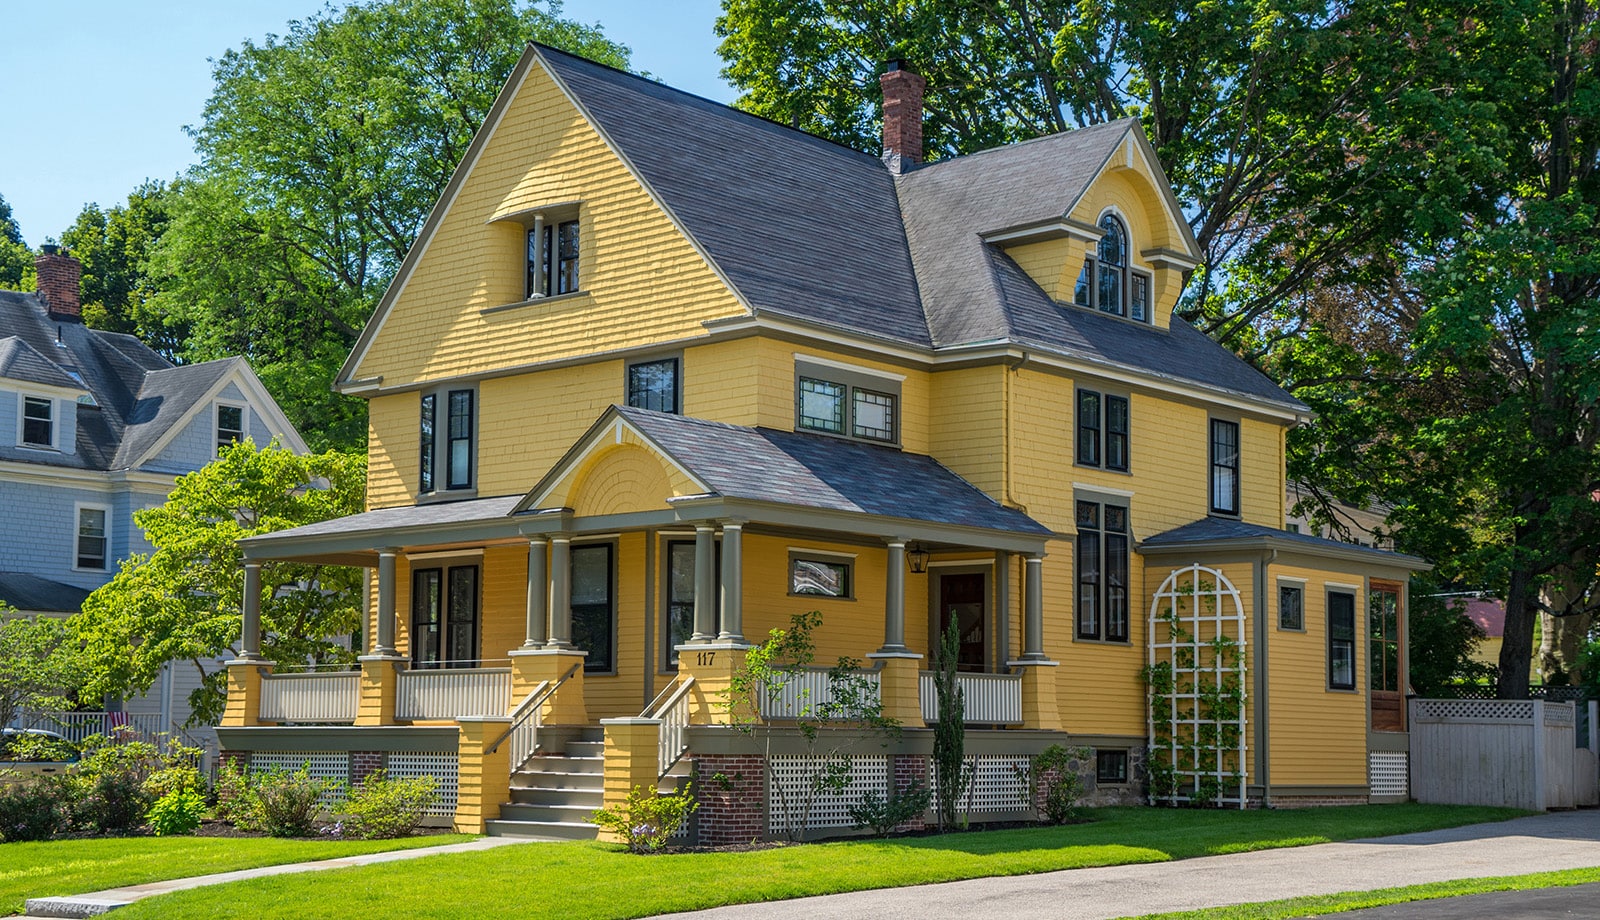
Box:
219;44;1425;839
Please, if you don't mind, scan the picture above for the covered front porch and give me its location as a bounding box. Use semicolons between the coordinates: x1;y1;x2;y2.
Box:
219;406;1062;834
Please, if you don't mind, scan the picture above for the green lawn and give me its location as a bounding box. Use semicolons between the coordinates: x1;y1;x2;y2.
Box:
1126;866;1600;918
0;834;473;916
111;804;1523;920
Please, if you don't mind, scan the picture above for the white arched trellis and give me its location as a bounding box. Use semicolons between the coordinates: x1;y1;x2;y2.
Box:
1147;563;1248;808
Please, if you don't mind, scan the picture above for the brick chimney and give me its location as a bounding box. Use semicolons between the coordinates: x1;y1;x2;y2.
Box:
34;245;82;322
880;60;925;172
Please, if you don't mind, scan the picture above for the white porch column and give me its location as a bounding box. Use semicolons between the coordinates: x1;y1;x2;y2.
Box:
1021;553;1047;660
524;537;548;648
547;535;573;647
691;523;716;642
717;522;744;643
879;538;909;653
373;548;400;657
238;561;264;660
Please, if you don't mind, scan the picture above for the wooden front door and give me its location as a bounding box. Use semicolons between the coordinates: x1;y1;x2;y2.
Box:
938;572;987;672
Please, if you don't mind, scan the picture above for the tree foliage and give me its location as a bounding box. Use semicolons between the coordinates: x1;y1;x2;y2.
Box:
58;182;174;348
0;612;84;730
1406;581;1496;697
149;0;630;451
71;443;367;724
0;193;32;290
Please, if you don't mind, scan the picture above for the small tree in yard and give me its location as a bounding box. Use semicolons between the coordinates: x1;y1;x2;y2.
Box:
932;617;969;830
724;611;900;841
0;609;84;732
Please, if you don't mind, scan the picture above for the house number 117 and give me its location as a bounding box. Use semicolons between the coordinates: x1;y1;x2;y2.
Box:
695;651;716;666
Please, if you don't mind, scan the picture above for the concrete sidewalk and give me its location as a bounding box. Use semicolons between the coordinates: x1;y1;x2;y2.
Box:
23;836;534;918
652;810;1600;920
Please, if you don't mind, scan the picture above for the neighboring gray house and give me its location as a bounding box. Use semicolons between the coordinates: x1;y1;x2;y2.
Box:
1;247;307;745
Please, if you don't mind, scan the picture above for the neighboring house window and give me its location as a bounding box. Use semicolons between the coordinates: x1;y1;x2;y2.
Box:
1370;585;1400;693
627;358;680;414
571;543;614;673
1076;500;1129;642
1072;213;1154;322
1278;583;1304;630
21;396;52;447
1077;390;1129;471
790;554;851;598
216;404;245;454
411;565;479;670
419;387;475;495
1096;749;1129;784
794;359;901;445
1328;590;1357;690
75;505;108;570
527;218;580;299
1210;418;1240;515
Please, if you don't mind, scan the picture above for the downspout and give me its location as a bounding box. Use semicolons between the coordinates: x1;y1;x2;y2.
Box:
1254;549;1277;807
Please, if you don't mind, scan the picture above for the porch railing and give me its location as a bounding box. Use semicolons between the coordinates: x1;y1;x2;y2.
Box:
490;661;582;772
10;711;167;745
760;666;881;721
919;671;1023;725
396;668;513;721
643;675;696;779
260;672;360;724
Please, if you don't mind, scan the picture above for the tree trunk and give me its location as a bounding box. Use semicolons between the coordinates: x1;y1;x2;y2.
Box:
1498;568;1537;699
1537;566;1591;686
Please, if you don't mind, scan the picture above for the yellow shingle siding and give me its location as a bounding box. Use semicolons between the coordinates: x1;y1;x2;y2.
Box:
1065;157;1189;329
352;61;746;389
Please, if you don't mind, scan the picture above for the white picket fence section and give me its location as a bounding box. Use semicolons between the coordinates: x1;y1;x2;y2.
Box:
760;668;880;720
918;672;1023;724
259;672;359;723
396;668;511;721
1410;698;1600;810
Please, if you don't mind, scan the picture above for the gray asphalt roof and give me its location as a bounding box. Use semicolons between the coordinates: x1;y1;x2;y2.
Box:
0;572;91;613
534;45;1302;411
0;290;246;471
241;495;525;545
1142;516;1426;566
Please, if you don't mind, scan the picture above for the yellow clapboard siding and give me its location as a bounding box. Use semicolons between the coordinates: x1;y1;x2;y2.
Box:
929;365;1006;495
1066;160;1188;329
1265;563;1369;787
352;60;747;388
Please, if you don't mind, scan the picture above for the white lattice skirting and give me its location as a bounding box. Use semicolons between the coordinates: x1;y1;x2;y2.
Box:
250;751;350;808
929;755;1032;812
768;755;888;835
1368;751;1408;798
388;752;459;816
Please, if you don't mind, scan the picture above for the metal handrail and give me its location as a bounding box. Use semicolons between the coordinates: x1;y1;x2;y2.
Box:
486;661;582;761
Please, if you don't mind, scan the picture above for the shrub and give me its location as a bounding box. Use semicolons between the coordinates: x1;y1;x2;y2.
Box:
847;781;930;837
2;732;77;764
0;775;72;841
69;739;164;833
589;783;697;853
212;760;257;825
146;790;206;836
341;771;437;839
251;766;344;837
1021;744;1092;824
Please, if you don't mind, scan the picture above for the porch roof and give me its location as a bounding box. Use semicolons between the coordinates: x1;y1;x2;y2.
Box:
1140;517;1430;571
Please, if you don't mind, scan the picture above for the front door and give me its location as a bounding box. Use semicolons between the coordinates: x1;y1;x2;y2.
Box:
937;571;987;672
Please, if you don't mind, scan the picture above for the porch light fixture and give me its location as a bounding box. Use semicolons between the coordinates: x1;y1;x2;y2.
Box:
906;543;930;574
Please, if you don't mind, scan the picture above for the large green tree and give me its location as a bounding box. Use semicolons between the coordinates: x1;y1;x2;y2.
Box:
0;612;84;731
0;193;32;290
58;181;174;349
72;443;367;725
152;0;631;450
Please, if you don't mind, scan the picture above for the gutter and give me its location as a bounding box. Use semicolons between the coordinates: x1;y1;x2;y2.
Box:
1254;549;1276;807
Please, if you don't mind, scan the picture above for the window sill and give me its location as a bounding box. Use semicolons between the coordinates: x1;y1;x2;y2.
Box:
17;444;59;453
789;592;856;602
416;489;479;504
480;290;590;316
1072;636;1133;646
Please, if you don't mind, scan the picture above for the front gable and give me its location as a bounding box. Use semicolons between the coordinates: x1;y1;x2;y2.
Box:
344;47;749;391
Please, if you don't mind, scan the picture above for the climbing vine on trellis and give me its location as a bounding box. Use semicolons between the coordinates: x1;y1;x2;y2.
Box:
1142;564;1248;808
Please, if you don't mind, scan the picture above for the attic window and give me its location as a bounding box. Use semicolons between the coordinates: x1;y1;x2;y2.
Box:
216;404;245;454
21;396;53;448
522;209;580;300
1073;214;1153;323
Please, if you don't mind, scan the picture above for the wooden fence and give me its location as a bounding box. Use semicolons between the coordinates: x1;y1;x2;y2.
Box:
1410;698;1599;810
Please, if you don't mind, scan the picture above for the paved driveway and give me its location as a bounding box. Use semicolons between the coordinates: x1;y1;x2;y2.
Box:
651;810;1600;920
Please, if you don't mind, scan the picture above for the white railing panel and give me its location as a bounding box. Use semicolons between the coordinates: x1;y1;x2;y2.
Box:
759;669;880;720
259;673;359;723
654;678;694;778
15;711;167;743
918;672;1023;724
396;668;511;721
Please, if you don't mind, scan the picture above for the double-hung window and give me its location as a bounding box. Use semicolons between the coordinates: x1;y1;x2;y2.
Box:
21;396;52;448
1073;214;1154;322
1328;590;1357;690
1076;500;1129;642
526;217;580;299
1370;585;1400;693
216;404;245;454
419;387;475;495
627;357;680;414
411;565;479;670
1209;418;1240;515
571;543;615;673
1076;390;1129;471
75;505;108;570
795;359;901;445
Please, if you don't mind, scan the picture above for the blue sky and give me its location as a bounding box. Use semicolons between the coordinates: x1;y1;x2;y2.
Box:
0;0;733;243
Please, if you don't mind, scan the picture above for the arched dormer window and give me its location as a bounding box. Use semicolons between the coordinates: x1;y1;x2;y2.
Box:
1074;212;1153;322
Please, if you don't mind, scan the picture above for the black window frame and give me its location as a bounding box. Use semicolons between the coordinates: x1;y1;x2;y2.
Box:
1076;390;1101;467
445;390;474;490
410;564;480;670
663;538;720;670
571;542;616;674
21;395;52;448
419;387;476;496
1071;213;1155;324
75;505;108;571
794;361;901;446
1209;418;1240;516
419;393;436;494
627;357;681;415
526;217;581;300
1076;500;1129;642
1077;389;1130;472
788;553;853;599
1328;589;1357;691
1278;582;1305;631
1096;749;1129;784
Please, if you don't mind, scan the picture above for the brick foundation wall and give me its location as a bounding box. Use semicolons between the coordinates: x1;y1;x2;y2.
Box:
890;754;928;833
218;750;249;772
692;754;766;846
1262;794;1369;809
350;751;386;786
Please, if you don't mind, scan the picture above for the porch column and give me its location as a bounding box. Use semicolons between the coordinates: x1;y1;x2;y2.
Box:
238;562;264;659
547;535;572;647
691;523;716;642
524;537;548;648
1022;552;1047;660
373;548;399;657
880;539;909;653
717;522;744;643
